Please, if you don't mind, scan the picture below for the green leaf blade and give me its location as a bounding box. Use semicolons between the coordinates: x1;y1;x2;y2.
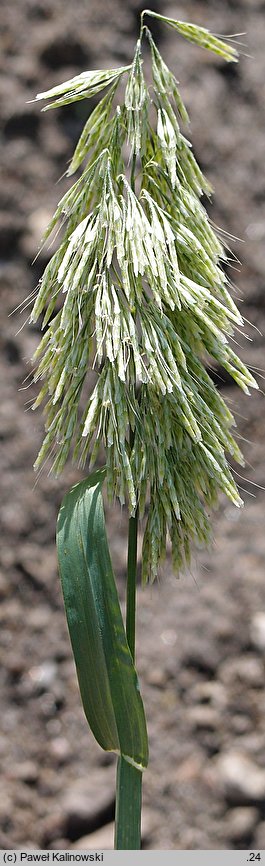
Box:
56;468;148;771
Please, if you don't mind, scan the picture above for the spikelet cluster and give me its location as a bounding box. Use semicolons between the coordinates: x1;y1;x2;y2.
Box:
30;11;257;581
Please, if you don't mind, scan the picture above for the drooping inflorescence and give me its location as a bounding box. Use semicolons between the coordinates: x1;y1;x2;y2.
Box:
30;11;257;581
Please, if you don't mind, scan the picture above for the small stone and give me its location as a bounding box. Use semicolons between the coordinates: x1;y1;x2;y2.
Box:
71;809;157;849
13;761;38;784
176;755;204;783
0;793;12;820
49;737;71;764
41;812;65;847
250;612;265;653
182;642;219;675
0;400;18;441
8;56;38;86
47;839;69;850
6;652;25;679
219;655;264;687
27;606;52;631
237;733;265;756
61;769;115;841
187;705;219;730
225;807;259;843
254;821;265;849
189;680;226;709
231;715;253;735
146;667;168;688
72;824;114;850
28;660;58;691
16;544;57;589
216;751;265;805
20;208;57;262
214;617;234;642
181;827;209;849
23;843;39;850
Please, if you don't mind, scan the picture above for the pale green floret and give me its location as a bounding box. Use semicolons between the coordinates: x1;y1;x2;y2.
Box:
142;11;239;63
31;13;256;580
67;83;120;176
147;29;189;124
125;41;148;156
35;65;132;110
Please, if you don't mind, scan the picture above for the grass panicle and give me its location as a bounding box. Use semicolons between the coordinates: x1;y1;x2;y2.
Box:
31;12;256;583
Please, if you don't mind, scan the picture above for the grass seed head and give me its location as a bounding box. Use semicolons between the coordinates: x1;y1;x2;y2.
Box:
31;11;256;580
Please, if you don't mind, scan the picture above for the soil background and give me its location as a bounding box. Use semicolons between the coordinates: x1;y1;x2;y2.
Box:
1;0;265;851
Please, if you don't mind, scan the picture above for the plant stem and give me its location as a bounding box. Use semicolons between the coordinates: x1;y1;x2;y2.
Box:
114;459;142;849
140;11;145;40
114;756;142;850
126;424;138;662
126;508;138;660
130;150;137;195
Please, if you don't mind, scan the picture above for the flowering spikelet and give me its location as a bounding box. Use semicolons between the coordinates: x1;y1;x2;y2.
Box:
30;11;257;581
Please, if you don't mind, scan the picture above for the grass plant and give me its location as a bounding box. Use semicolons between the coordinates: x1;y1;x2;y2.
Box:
29;10;257;848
